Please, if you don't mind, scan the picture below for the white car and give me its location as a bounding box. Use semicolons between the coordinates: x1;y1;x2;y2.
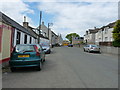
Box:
83;44;101;53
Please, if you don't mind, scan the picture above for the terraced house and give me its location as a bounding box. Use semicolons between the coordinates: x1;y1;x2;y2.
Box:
0;12;62;67
84;21;116;46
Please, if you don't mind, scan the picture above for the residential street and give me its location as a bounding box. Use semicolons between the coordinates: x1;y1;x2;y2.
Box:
2;47;118;88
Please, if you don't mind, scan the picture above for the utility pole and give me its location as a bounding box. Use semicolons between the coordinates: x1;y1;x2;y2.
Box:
38;11;42;44
48;23;50;40
118;1;120;20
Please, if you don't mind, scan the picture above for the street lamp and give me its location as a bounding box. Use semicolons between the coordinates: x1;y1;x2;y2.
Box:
48;23;53;39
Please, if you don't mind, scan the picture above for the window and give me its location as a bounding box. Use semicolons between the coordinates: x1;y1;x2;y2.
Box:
24;34;27;44
105;37;108;41
104;28;108;34
15;45;35;52
30;37;32;44
99;38;101;41
16;31;21;45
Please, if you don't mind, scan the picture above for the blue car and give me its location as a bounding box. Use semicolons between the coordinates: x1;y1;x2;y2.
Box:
9;44;45;72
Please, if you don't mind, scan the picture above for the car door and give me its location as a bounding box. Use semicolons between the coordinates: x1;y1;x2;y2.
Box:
85;45;88;51
86;45;89;51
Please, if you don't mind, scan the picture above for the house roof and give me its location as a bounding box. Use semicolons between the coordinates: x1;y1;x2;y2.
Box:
107;22;116;28
0;12;37;38
89;28;100;34
100;22;116;29
51;31;58;37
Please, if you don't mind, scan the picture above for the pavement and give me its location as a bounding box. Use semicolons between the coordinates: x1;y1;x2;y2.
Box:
2;47;118;88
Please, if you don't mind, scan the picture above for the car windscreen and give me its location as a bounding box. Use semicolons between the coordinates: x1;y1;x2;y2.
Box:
15;45;35;52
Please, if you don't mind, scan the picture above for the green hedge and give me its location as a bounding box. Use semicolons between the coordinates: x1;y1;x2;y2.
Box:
112;40;120;47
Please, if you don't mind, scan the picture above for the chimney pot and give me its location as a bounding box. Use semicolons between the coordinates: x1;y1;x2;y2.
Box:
42;21;44;25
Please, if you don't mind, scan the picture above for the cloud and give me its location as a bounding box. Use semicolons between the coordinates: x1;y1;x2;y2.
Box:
23;0;119;2
0;0;34;26
0;0;118;39
38;2;118;38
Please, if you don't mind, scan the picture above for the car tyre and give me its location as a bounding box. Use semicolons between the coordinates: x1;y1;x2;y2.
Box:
37;61;42;71
98;51;101;54
43;57;45;62
48;50;51;54
10;67;16;72
88;50;91;53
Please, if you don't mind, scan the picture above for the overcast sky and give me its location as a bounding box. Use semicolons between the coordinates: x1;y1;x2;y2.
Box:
0;0;119;39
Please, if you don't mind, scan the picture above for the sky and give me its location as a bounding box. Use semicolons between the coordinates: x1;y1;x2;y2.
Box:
0;0;119;39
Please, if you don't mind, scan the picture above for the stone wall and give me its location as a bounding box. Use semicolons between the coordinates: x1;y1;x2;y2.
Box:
100;46;120;55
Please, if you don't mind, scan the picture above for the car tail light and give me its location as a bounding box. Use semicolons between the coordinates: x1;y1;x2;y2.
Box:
34;45;40;56
36;52;40;56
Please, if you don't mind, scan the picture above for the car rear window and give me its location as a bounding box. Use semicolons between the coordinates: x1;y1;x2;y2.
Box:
41;43;49;47
15;45;35;52
91;45;98;47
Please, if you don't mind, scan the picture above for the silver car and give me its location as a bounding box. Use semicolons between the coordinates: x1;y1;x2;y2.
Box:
41;43;51;54
83;44;101;53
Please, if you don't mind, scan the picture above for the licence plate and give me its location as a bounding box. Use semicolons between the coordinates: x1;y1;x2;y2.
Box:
18;55;29;58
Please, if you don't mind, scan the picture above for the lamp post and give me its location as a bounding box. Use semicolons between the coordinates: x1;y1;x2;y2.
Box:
48;23;53;39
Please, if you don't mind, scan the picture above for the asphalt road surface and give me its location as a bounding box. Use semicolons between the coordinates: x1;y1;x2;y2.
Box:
2;47;118;88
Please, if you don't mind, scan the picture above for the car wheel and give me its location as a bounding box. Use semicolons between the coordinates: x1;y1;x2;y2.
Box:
88;50;91;53
37;61;42;71
48;50;51;54
10;67;16;72
43;57;45;62
98;51;101;54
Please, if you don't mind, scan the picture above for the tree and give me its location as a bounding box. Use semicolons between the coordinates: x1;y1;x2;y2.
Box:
112;20;120;47
65;33;80;44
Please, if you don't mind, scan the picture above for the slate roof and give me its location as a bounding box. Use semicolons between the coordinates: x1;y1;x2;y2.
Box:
0;12;37;38
89;28;100;34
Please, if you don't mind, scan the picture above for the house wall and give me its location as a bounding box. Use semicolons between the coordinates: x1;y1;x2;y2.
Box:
51;33;58;46
95;29;102;45
49;29;52;47
14;29;36;47
102;27;113;42
1;23;37;67
0;22;3;62
41;22;49;38
0;23;12;65
86;33;95;44
95;27;114;45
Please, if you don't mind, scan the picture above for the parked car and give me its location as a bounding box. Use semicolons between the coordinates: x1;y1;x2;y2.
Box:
41;43;51;54
9;44;45;72
68;44;73;47
83;44;101;53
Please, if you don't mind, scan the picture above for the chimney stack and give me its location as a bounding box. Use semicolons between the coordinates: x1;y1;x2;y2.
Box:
42;21;44;25
94;27;96;29
23;16;29;29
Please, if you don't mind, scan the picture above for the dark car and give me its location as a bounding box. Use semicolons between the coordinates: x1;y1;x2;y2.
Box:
68;44;73;47
9;44;45;72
